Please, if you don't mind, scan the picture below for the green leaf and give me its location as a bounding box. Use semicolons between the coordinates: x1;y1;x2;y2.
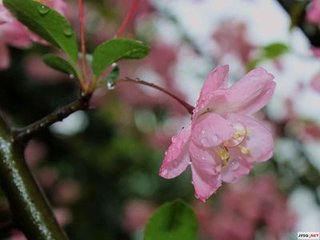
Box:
144;200;198;240
43;54;77;77
4;0;78;63
262;42;290;59
92;38;149;77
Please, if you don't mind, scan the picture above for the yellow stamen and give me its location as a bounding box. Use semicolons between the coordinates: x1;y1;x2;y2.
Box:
240;147;251;154
218;148;230;167
232;129;247;139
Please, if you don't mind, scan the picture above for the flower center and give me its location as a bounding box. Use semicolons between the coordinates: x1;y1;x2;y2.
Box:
217;122;252;168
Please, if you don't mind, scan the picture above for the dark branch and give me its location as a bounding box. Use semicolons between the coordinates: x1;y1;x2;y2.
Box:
11;93;91;142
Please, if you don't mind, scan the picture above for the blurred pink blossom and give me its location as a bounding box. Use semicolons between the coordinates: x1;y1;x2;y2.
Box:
159;65;276;202
195;176;295;240
310;72;320;92
212;20;255;66
122;200;155;233
311;47;320;57
0;0;67;70
306;0;320;24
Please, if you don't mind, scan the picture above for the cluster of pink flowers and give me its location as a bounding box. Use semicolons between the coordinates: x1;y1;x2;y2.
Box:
195;176;295;240
0;0;66;70
160;65;276;202
306;0;320;24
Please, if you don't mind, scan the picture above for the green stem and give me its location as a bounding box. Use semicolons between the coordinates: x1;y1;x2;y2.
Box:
0;117;68;239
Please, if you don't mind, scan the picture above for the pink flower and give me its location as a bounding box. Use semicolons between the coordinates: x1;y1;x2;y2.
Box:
306;0;320;24
159;65;276;202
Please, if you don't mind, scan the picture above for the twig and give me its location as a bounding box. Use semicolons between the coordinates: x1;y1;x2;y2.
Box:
12;93;91;142
117;78;195;114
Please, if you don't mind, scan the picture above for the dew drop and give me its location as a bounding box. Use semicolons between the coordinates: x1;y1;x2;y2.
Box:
38;5;50;15
69;74;75;79
211;134;218;143
107;82;115;90
161;169;168;176
63;28;73;37
230;161;240;171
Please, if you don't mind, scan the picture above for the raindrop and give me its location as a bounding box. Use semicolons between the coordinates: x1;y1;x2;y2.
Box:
107;82;115;90
161;169;168;176
38;5;50;15
69;74;75;79
63;28;73;37
230;161;240;171
211;134;218;143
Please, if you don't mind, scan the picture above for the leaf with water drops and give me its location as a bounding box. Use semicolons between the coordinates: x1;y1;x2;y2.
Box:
92;38;149;78
3;0;78;64
43;54;78;78
144;200;198;240
102;64;120;90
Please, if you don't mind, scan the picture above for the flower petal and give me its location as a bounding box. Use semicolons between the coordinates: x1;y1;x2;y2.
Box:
194;65;229;117
199;65;229;100
227;113;274;163
159;126;191;179
221;160;252;183
189;142;222;202
215;68;275;115
191;112;233;148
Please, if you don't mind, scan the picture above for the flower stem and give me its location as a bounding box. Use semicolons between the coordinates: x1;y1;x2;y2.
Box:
114;0;141;38
117;78;195;114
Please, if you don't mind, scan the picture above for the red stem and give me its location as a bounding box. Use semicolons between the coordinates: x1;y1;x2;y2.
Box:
78;0;88;83
117;78;195;114
114;0;141;38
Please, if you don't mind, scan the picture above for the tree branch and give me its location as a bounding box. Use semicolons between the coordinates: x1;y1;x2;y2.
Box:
0;116;68;239
12;93;91;142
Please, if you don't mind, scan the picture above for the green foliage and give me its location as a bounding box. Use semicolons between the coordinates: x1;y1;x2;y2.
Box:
4;0;78;64
144;200;198;240
92;38;149;78
43;54;78;77
246;42;290;70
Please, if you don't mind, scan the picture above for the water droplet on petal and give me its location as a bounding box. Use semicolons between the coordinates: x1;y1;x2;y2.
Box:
38;5;50;15
230;161;240;171
63;28;73;37
107;82;115;90
161;169;168;176
211;134;218;143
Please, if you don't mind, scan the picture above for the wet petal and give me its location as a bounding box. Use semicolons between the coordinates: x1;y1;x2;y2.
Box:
189;142;222;202
194;66;228;118
227;113;274;163
221;160;252;183
223;68;275;114
191;113;233;148
198;65;228;102
159;126;191;179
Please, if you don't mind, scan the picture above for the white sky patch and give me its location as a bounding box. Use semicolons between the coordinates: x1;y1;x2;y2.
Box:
304;142;320;171
289;187;320;232
50;111;89;136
